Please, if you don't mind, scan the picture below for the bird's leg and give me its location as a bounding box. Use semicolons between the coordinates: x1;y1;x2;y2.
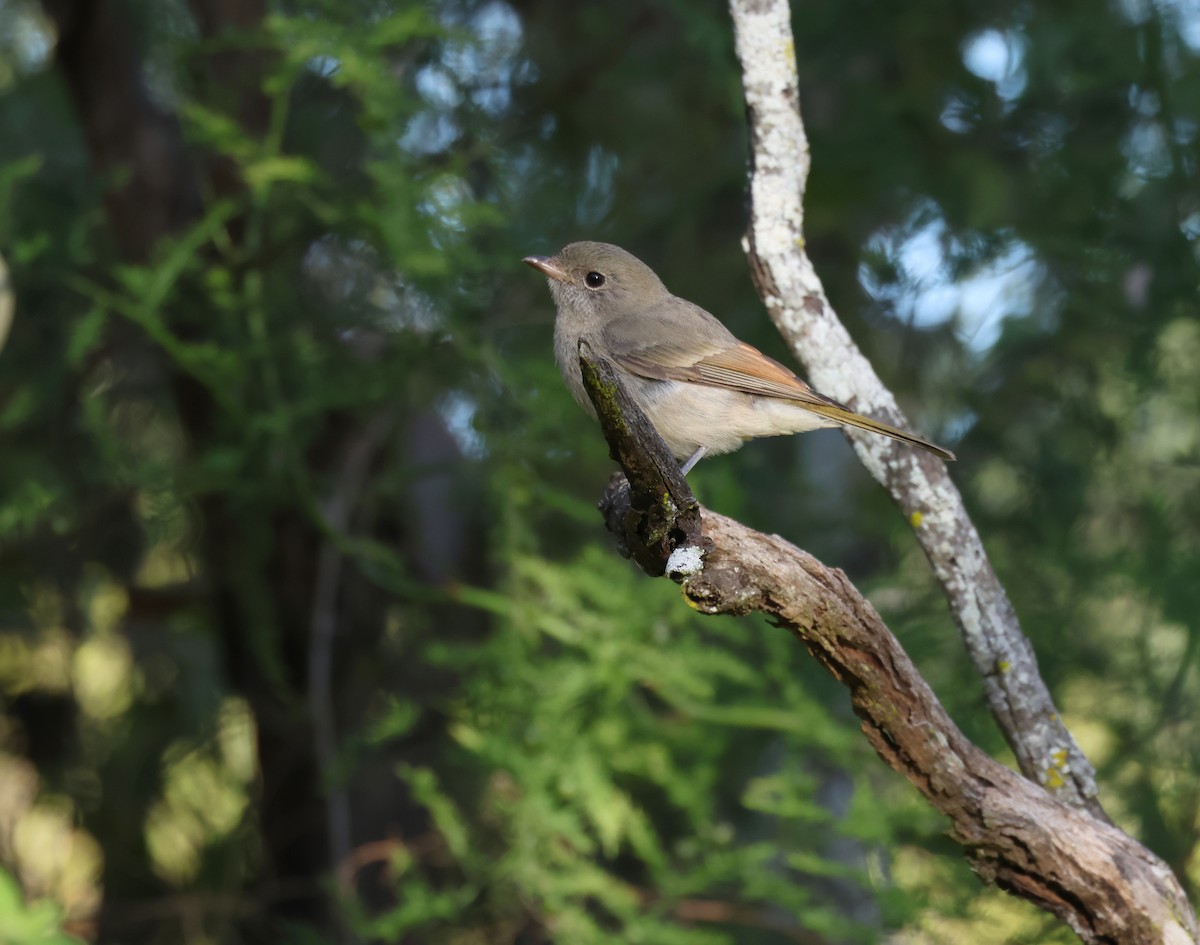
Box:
679;447;707;475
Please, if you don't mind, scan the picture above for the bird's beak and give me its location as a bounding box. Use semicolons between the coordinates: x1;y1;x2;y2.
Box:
523;255;571;284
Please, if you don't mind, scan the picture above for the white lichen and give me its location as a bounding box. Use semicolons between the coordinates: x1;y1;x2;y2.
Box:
666;545;705;579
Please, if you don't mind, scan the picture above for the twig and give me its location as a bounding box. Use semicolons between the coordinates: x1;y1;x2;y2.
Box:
728;0;1105;818
578;348;1199;945
0;249;12;355
309;411;395;897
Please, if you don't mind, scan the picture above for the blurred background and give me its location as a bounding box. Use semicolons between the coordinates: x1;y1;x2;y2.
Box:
0;0;1198;942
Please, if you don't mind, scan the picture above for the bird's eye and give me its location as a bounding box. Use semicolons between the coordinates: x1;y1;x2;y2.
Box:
585;271;606;289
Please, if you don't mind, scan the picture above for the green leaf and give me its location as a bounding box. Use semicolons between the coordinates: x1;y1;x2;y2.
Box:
243;155;320;192
0;867;85;945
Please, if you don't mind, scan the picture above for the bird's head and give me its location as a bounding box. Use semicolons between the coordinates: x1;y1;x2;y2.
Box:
523;241;669;322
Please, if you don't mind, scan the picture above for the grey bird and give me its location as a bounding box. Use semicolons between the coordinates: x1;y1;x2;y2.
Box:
524;241;954;473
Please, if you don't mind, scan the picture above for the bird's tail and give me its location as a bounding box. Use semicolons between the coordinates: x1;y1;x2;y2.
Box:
806;402;956;461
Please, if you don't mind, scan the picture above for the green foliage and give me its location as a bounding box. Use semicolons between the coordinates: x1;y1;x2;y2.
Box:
0;0;1197;941
360;546;899;942
0;868;83;945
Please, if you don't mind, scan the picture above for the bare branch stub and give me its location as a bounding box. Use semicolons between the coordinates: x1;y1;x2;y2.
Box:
578;347;707;576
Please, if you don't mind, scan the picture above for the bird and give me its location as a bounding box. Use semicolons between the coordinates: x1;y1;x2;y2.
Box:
524;241;954;473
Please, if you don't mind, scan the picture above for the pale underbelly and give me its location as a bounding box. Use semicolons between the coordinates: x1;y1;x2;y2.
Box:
626;376;834;459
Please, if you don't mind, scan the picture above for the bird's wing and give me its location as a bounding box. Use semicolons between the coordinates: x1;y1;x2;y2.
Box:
602;307;842;410
602;309;957;461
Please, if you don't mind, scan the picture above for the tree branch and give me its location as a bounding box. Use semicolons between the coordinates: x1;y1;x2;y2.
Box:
0;249;12;356
727;0;1106;818
579;348;1199;945
309;410;395;893
579;343;707;576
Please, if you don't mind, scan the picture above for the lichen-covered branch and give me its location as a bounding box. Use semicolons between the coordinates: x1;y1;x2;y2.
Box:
728;0;1105;818
579;349;1200;945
